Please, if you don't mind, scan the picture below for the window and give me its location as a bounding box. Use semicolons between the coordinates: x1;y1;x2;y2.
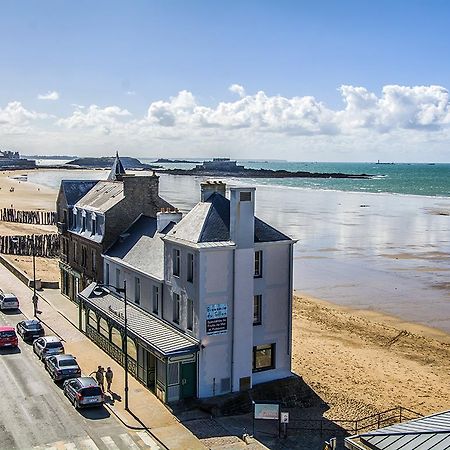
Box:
126;337;137;361
92;249;96;272
105;263;110;285
187;298;194;331
115;268;120;289
173;249;180;277
173;293;180;324
134;277;140;304
91;217;96;235
253;344;275;372
111;327;122;349
240;191;252;202
254;250;263;278
99;317;109;339
88;311;97;329
73;242;78;262
253;295;262;325
152;285;159;314
73;210;77;228
82;215;86;232
187;253;194;283
81;246;87;268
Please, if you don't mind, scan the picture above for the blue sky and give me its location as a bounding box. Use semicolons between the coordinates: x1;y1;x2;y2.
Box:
1;0;450;161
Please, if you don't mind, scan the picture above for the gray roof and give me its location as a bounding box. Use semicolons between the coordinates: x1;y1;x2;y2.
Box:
346;410;450;450
166;192;291;244
75;181;124;212
107;152;126;181
106;216;170;280
61;180;98;206
80;283;199;358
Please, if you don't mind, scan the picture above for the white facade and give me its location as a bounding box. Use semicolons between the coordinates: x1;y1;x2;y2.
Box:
103;182;295;400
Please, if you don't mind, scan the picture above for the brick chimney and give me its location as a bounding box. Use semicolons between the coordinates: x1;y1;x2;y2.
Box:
157;209;182;232
200;180;226;201
122;174;161;217
229;187;256;248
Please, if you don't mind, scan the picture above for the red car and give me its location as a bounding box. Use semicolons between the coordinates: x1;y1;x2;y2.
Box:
0;326;18;348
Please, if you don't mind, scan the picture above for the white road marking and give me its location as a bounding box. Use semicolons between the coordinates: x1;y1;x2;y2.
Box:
119;433;140;450
78;438;100;450
137;431;161;449
100;436;120;450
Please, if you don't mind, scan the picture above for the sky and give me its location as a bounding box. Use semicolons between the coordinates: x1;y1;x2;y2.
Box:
1;0;450;162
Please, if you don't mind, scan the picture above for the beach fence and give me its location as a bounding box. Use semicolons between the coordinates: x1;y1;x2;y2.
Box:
0;234;60;257
0;208;57;225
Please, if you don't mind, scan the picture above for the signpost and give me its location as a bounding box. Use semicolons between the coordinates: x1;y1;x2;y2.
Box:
280;412;289;438
206;303;228;335
253;402;281;438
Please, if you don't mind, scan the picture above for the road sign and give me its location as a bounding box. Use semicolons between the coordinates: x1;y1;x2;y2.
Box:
280;412;289;423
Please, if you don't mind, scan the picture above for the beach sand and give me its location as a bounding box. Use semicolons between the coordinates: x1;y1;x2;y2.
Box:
0;169;448;420
292;293;450;420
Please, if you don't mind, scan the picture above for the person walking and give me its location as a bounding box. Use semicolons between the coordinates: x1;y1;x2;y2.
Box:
94;366;105;392
105;367;114;392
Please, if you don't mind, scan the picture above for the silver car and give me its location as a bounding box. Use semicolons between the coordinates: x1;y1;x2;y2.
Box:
44;354;81;381
63;377;104;409
0;292;19;311
33;336;65;360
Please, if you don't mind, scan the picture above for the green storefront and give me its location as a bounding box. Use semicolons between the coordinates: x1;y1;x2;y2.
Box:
79;284;199;403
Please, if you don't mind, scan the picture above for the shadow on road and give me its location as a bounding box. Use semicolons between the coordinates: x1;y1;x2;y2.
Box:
1;308;22;315
0;346;21;354
78;406;111;420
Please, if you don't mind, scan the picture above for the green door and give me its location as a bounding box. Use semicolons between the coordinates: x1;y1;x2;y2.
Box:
180;362;196;399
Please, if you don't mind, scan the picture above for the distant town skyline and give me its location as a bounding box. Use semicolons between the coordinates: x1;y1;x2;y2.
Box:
1;0;450;162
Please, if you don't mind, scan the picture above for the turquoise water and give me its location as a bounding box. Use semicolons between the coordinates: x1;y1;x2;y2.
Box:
142;160;450;197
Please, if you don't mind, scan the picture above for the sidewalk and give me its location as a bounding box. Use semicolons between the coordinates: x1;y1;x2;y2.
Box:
0;261;207;450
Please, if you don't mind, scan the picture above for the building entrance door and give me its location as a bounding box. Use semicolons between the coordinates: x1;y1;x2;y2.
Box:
147;352;156;392
180;362;196;399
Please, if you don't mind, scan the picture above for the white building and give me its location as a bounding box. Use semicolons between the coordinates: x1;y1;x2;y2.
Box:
79;181;295;403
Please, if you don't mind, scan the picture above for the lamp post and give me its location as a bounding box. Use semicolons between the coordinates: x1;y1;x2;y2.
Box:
31;235;38;317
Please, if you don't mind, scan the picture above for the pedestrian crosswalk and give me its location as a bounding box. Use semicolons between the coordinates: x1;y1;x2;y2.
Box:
32;432;161;450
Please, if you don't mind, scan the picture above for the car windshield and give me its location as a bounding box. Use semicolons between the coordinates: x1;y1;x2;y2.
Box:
4;298;17;302
26;323;42;330
81;387;102;396
59;359;77;367
46;342;63;349
0;331;16;338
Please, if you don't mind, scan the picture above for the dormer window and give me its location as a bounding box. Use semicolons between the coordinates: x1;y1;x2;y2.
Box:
82;215;86;232
73;209;77;229
91;213;96;235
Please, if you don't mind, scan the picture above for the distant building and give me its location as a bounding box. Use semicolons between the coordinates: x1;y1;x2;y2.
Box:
0;150;36;169
56;153;173;302
79;180;296;403
195;157;245;172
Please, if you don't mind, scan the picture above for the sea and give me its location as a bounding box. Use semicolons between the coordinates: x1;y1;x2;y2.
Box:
29;159;450;332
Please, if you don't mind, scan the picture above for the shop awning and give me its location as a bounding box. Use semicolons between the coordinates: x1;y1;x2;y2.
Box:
80;284;199;358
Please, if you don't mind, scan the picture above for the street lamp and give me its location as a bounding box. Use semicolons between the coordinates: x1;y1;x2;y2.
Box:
95;280;129;411
31;235;38;317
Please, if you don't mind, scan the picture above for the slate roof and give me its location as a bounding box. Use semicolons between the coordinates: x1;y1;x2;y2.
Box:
106;215;171;280
75;181;124;213
107;152;126;181
60;180;98;207
166;192;291;244
80;283;199;358
346;410;450;450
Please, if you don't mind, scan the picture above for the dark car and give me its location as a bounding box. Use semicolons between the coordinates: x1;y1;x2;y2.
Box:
63;377;104;409
45;354;81;381
16;319;45;342
0;326;18;348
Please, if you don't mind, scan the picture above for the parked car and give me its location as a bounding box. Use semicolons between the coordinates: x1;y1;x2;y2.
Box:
63;377;104;409
44;354;81;381
0;326;18;348
16;319;45;342
0;291;19;311
33;336;64;360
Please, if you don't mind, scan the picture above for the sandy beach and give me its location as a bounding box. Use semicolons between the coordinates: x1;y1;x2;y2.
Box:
0;168;449;421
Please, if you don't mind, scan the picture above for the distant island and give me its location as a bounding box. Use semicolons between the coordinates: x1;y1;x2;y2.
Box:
66;156;160;170
154;158;202;164
157;157;374;179
25;155;78;160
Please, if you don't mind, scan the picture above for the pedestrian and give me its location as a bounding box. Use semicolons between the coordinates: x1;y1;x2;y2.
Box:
93;365;105;392
105;367;113;392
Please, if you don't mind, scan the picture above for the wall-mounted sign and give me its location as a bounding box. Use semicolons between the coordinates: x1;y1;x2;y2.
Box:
206;303;228;335
280;412;289;423
254;403;280;420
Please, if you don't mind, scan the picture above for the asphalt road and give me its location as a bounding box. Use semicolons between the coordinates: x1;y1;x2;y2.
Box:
0;309;160;450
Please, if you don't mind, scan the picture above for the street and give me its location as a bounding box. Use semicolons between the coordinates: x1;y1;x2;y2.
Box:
0;309;160;450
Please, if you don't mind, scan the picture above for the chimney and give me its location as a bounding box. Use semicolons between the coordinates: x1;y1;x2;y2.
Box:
229;187;256;248
122;174;161;216
157;209;182;232
200;180;226;201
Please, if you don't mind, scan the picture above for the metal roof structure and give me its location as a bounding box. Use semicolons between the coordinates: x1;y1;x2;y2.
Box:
75;181;124;212
80;284;199;358
60;180;98;206
345;410;450;450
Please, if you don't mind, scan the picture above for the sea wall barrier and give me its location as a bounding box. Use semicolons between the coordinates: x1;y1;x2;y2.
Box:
0;234;59;257
0;208;57;225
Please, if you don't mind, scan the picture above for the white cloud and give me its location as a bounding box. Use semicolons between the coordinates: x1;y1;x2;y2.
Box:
38;90;60;101
229;84;246;98
126;90;136;96
0;101;47;128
